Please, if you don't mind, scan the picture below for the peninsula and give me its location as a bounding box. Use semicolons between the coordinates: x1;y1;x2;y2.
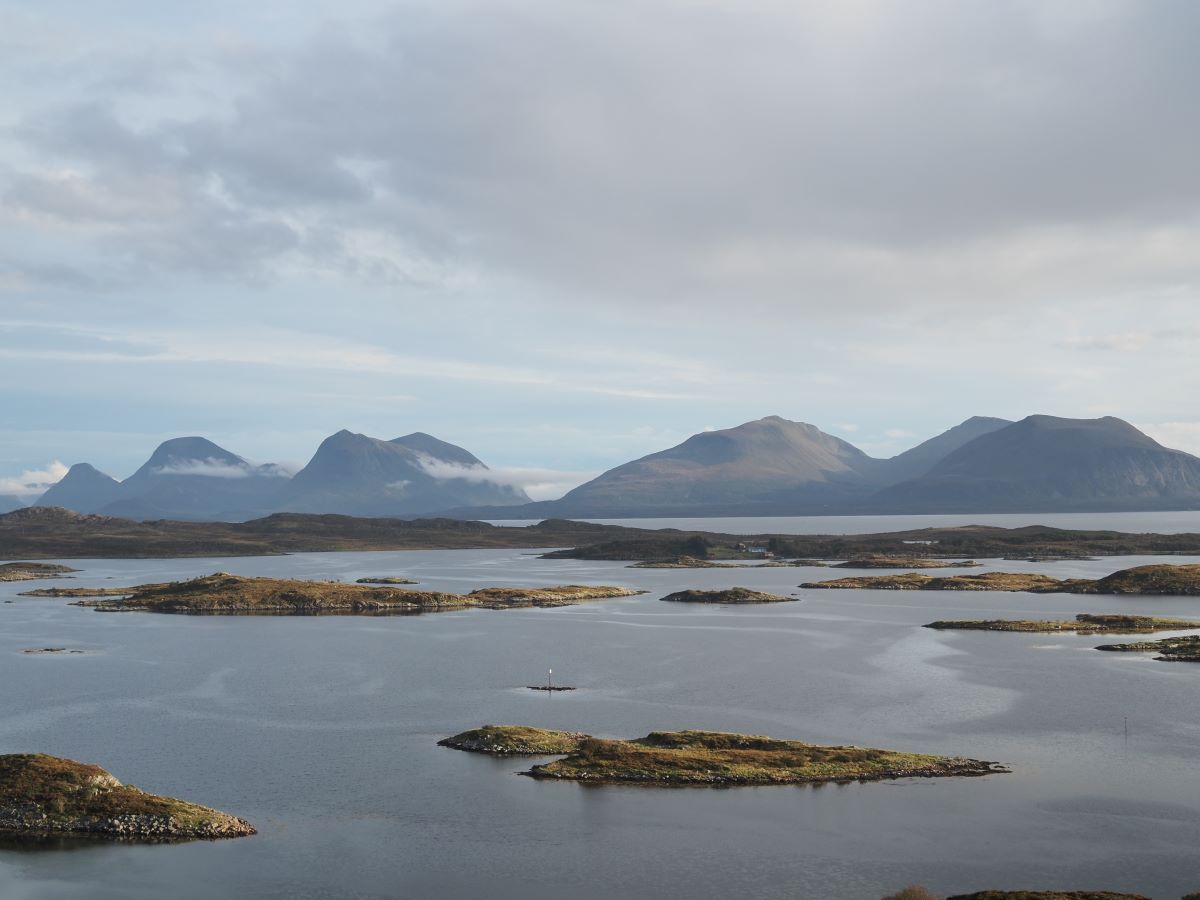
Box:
71;573;640;614
1095;635;1200;662
924;614;1200;634
0;753;254;839
803;563;1200;595
439;726;1006;785
0;562;78;582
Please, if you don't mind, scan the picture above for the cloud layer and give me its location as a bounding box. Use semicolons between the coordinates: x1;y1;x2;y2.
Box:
1;1;1198;485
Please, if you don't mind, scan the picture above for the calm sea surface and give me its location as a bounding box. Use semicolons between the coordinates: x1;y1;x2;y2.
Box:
2;514;1200;899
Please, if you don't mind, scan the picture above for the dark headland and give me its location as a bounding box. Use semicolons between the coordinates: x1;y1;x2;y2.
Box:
9;507;1200;562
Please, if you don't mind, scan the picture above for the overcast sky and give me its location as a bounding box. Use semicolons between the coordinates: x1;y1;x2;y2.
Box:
3;0;1199;500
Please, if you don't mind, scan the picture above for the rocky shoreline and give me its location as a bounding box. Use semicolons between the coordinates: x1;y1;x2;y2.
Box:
440;726;1007;785
68;573;642;614
0;754;254;840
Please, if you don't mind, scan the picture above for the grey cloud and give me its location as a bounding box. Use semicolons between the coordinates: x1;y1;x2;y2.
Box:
5;1;1200;307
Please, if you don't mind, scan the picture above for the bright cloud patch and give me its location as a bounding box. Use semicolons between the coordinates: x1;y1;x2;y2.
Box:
152;459;253;479
413;456;597;500
0;461;69;497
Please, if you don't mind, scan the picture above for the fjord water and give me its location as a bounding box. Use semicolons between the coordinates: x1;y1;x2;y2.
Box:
2;542;1200;897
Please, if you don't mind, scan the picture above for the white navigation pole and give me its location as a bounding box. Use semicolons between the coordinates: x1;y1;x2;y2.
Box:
547;668;553;691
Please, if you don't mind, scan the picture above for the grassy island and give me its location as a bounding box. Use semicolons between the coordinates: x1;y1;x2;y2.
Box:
73;573;641;614
0;563;78;583
925;614;1200;635
19;584;160;598
440;726;1006;785
438;726;587;754
0;753;254;840
1095;635;1200;662
355;576;418;584
804;563;1200;595
659;587;797;604
831;557;978;569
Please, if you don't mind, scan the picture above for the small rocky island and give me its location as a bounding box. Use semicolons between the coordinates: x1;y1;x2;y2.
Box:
659;587;797;604
629;556;735;569
831;557;979;569
439;726;1006;785
925;614;1200;635
71;573;641;614
0;753;255;839
0;562;78;583
804;563;1200;595
20;584;159;598
355;576;418;584
1095;635;1200;662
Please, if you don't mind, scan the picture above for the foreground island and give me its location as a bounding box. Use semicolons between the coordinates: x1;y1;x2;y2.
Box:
0;753;255;840
68;573;640;614
439;726;1006;785
804;563;1200;595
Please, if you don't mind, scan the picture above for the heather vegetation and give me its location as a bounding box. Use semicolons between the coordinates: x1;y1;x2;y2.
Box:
441;727;1006;785
72;573;640;614
0;754;254;839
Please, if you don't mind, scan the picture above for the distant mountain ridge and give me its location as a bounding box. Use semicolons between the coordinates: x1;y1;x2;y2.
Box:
276;430;529;517
870;415;1200;512
32;430;529;522
25;414;1200;520
478;414;1016;518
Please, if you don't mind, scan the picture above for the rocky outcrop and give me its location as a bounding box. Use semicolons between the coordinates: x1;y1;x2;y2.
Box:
659;587;797;604
72;573;640;614
0;753;254;840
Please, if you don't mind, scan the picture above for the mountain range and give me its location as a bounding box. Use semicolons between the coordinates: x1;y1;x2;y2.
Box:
19;414;1200;521
33;430;529;521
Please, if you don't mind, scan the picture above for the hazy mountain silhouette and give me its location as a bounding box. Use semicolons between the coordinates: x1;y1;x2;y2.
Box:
876;416;1012;484
276;430;530;517
0;494;26;513
34;463;122;513
96;437;290;520
871;415;1200;512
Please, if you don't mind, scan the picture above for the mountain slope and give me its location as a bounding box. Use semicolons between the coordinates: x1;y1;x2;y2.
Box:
870;415;1200;512
98;437;289;521
0;495;26;514
34;463;123;513
277;430;529;517
878;416;1012;484
520;416;883;517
